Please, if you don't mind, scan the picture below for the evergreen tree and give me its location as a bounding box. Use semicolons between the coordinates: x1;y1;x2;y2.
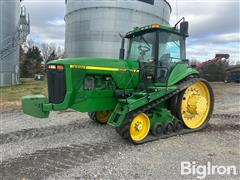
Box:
20;46;44;77
200;60;229;81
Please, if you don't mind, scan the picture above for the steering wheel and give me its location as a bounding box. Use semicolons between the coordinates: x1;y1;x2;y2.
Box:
138;45;150;54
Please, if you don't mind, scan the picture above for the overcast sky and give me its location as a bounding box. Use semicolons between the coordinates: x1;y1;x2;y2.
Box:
23;0;240;63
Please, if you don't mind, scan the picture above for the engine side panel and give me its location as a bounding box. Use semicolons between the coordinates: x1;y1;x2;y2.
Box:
48;58;140;112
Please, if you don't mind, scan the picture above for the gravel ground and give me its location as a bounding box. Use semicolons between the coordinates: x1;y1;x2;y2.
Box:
0;82;239;180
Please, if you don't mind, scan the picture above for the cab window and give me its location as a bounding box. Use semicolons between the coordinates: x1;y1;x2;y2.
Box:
128;32;157;62
158;31;185;66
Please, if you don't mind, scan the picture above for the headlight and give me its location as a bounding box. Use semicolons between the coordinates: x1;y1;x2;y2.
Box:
56;65;64;70
48;65;56;70
47;65;64;70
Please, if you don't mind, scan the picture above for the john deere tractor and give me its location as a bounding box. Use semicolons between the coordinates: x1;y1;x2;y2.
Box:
22;20;214;144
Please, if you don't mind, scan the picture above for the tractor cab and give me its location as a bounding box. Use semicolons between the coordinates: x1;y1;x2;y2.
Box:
123;21;189;86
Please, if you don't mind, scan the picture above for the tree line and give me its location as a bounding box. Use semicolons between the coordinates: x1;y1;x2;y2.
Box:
20;39;64;78
190;59;230;82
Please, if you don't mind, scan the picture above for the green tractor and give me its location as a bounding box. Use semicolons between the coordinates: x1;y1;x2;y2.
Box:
22;20;214;144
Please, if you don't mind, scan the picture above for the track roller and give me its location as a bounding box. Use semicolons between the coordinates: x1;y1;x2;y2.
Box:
164;122;174;134
174;120;183;131
151;122;164;137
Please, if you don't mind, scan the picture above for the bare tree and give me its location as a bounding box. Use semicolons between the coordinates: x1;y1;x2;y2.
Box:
21;38;35;52
56;46;65;58
189;59;200;66
41;43;56;64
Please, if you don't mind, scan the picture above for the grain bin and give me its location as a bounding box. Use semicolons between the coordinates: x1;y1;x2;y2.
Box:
0;0;29;86
65;0;171;58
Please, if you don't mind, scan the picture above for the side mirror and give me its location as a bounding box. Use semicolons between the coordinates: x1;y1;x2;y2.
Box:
180;21;189;36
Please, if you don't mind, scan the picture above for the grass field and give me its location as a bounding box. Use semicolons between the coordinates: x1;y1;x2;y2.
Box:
0;78;47;102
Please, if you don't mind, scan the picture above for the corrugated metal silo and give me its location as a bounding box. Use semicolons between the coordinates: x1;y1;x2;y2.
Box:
65;0;171;58
0;0;20;86
0;0;29;86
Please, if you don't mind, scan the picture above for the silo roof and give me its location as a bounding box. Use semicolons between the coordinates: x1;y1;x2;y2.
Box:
65;0;172;12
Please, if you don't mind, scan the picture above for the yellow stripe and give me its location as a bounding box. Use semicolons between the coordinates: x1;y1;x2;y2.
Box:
86;66;120;71
70;65;139;73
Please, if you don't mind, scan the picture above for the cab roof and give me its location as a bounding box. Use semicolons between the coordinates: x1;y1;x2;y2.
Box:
125;23;184;38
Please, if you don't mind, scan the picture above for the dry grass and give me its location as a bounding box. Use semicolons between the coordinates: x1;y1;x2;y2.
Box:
0;78;47;111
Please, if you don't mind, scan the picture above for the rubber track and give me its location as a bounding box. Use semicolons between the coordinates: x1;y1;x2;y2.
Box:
118;78;216;144
0;141;132;179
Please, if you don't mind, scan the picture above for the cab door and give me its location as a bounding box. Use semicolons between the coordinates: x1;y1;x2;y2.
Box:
127;31;158;88
156;31;186;84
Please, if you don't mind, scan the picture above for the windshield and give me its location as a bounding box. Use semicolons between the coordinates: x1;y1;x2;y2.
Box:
126;30;186;83
158;31;185;65
127;32;157;62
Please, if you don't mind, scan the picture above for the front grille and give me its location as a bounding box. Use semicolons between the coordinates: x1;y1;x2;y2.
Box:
47;69;66;104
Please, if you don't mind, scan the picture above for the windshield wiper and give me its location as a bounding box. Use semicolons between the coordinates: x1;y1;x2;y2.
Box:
140;35;150;47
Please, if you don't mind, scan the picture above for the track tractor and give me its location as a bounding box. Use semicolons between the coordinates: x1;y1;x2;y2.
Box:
22;20;214;144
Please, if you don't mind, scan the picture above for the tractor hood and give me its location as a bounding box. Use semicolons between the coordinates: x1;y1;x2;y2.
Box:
48;57;139;72
48;57;140;90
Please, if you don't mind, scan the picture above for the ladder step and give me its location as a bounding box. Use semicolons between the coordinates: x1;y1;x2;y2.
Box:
107;103;128;127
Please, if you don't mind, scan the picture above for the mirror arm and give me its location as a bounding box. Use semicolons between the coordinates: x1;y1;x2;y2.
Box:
174;17;185;29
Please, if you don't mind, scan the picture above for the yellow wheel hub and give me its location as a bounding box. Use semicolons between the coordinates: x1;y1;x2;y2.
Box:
187;95;207;115
130;113;150;142
95;111;112;124
181;81;211;129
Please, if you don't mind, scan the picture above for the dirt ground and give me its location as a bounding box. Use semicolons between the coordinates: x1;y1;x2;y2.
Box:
0;82;239;180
